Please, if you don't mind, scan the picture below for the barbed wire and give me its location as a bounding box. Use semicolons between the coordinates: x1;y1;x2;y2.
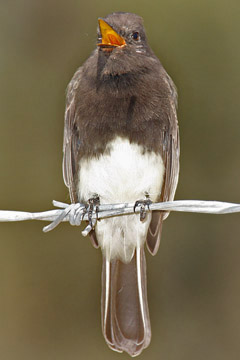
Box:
0;199;239;237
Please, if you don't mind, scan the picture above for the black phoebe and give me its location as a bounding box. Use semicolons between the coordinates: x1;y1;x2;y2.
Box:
63;12;179;356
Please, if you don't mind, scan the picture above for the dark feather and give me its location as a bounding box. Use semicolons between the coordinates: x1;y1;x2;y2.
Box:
101;249;151;356
146;72;179;255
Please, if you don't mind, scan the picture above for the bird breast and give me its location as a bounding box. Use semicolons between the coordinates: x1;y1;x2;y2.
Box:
78;136;164;261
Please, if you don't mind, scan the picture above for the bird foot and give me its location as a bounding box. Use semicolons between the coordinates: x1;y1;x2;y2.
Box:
133;195;152;222
82;194;100;229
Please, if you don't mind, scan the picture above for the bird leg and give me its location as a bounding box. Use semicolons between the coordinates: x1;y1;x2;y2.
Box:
134;193;152;222
82;194;100;228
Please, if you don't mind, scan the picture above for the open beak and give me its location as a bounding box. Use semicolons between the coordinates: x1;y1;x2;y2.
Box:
98;19;126;49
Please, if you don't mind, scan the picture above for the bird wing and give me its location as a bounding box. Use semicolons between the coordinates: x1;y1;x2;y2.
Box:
62;67;83;203
146;71;180;255
62;67;99;248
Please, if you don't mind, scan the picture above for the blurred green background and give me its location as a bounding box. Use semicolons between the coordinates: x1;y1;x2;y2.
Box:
0;0;240;359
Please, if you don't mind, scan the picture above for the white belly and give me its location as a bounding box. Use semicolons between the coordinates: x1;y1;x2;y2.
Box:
78;137;164;261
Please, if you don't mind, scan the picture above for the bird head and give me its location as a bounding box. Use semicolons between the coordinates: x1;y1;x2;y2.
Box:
97;12;151;56
95;12;157;81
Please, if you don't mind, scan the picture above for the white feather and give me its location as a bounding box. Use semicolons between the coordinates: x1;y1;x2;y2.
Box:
78;137;164;262
136;246;145;327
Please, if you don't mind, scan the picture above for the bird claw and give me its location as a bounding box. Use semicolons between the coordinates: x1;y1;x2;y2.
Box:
84;195;100;229
42;196;100;234
134;196;152;222
65;194;100;229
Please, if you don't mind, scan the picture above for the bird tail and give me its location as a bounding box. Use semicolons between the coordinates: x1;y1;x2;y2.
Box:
101;247;151;357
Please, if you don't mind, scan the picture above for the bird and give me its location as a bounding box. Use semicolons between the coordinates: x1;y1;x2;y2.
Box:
62;12;179;357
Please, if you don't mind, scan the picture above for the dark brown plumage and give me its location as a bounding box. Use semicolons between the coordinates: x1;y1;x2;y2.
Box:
63;12;179;356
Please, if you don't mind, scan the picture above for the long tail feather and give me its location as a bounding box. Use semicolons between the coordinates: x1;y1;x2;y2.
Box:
101;248;151;357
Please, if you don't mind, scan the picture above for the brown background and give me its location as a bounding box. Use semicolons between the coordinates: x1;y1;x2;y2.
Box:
0;1;240;359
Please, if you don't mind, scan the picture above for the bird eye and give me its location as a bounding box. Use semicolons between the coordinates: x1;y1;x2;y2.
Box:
131;31;140;41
